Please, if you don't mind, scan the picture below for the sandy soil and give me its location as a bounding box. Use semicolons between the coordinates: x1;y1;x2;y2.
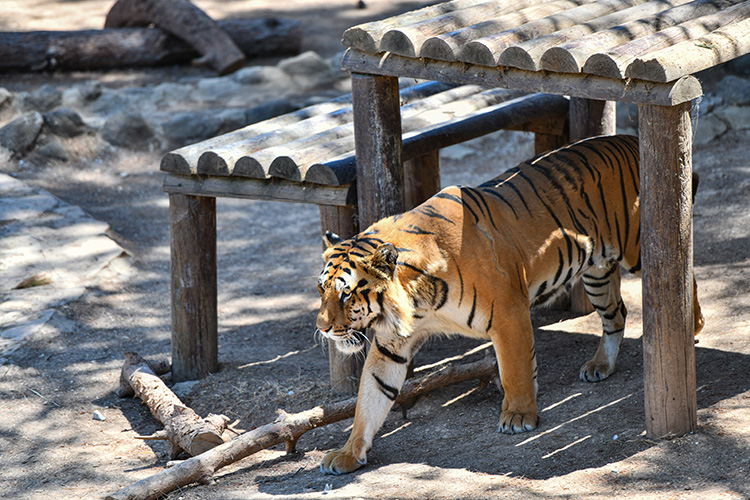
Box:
1;1;749;500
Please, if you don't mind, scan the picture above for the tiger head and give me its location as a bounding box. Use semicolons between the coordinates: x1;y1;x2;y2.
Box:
316;231;400;354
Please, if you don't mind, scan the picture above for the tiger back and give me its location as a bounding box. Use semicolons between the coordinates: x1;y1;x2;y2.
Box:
316;135;704;475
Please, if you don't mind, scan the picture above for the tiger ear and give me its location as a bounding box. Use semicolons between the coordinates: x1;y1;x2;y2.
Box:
362;243;398;280
323;231;345;248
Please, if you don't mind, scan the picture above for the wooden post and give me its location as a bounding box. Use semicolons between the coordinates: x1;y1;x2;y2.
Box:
404;150;441;209
169;194;218;381
318;205;362;394
568;97;616;313
638;102;697;438
351;73;405;228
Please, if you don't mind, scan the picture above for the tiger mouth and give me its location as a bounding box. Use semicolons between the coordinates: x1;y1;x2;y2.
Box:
324;329;367;354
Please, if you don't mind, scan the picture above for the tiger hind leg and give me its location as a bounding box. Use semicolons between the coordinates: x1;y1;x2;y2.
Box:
579;263;626;382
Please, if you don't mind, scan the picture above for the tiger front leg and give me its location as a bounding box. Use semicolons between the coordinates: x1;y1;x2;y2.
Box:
490;303;539;434
321;341;410;474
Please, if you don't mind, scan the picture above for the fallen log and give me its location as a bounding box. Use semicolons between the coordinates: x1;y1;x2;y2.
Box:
106;0;246;74
118;352;230;459
106;355;498;500
0;18;301;73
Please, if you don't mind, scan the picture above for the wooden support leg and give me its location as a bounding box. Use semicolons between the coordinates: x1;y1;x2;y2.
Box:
319;204;361;394
351;73;404;227
404;150;441;209
639;102;697;438
169;194;218;382
568;98;617;314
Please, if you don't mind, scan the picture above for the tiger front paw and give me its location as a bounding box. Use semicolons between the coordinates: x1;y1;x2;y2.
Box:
498;410;538;434
320;448;366;475
579;360;614;382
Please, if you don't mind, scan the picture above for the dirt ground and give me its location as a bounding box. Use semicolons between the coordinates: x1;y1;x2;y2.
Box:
1;1;750;499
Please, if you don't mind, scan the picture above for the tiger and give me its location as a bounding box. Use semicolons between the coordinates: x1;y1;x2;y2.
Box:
315;134;704;475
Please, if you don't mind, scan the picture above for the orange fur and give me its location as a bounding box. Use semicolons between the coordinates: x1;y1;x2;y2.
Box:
316;135;704;474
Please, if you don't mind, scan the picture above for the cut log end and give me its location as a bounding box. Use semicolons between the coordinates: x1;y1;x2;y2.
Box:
458;41;496;67
419;37;458;61
381;29;417;58
539;47;582;74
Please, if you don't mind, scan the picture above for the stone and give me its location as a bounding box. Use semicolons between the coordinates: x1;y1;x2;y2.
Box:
101;112;156;151
693;114;727;146
43;108;89;138
24;84;62;112
0;112;44;154
278;51;338;90
244;99;299;126
36;140;69;162
713;75;750;107
161;111;222;147
713;105;750;131
0;88;11;109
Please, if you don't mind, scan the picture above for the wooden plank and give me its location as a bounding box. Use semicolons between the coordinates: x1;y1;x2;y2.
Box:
341;49;703;106
342;0;493;53
626;17;750;82
419;0;598;61
161;81;456;176
351;73;404;228
582;0;750;79
318;204;362;394
404;150;442;210
169;194;218;381
639;102;697;438
501;0;692;71
567;97;616;314
263;84;490;182
162;174;356;206
458;0;647;67
539;0;743;73
382;0;550;58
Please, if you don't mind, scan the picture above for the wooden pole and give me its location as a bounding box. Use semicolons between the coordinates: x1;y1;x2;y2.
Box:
318;205;362;394
351;73;405;228
638;102;697;438
404;150;441;210
567;98;616;314
169;194;218;381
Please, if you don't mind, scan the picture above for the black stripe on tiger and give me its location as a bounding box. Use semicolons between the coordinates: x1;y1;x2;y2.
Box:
416;205;456;225
467;287;477;328
373;373;399;401
400;224;434;235
375;338;409;364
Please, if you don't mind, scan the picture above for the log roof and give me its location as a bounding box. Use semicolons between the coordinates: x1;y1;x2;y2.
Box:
341;0;750;83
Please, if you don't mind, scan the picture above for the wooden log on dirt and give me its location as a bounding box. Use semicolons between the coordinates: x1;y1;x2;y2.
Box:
118;352;230;459
0;18;301;73
106;356;499;500
105;0;245;74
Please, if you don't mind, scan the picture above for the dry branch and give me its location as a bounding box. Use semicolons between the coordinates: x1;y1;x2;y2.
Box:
105;0;245;74
118;352;230;459
106;356;498;500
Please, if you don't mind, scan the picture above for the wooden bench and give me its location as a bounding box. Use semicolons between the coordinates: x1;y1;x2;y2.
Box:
160;81;570;393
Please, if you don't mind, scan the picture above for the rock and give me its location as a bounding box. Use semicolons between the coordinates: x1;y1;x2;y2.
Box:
713;105;750;131
197;77;244;102
0;112;44;154
278;51;338;90
713;75;750;107
693;114;727;146
92;410;106;421
0;88;11;109
101;112;156;151
43;108;89;138
244;99;299;125
36;140;69;162
161;111;222;147
23;84;63;112
171;380;200;398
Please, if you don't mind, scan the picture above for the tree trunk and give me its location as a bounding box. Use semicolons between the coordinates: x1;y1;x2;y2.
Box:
0;19;301;72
